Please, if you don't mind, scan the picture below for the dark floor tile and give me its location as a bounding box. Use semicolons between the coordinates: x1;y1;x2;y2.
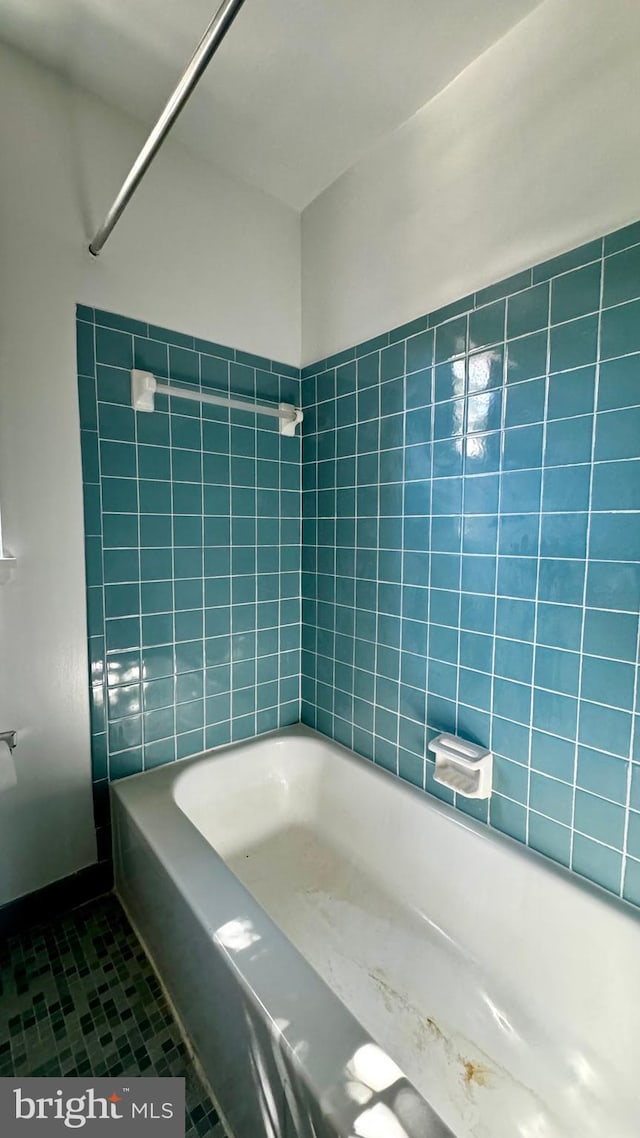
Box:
0;895;224;1136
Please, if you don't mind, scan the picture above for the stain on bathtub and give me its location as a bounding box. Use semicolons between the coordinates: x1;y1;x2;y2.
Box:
365;966;565;1138
421;1013;495;1094
226;825;571;1136
462;1060;492;1089
424;1015;444;1041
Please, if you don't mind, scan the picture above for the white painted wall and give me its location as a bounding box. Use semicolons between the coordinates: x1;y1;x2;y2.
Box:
301;0;640;363
0;44;300;906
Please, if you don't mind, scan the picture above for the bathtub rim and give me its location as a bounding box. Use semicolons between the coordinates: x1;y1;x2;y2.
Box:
114;723;640;929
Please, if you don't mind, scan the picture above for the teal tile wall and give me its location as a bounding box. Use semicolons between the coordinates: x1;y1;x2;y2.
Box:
77;307;301;857
300;218;640;908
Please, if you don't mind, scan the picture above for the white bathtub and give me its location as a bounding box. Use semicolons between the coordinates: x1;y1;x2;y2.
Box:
112;725;640;1138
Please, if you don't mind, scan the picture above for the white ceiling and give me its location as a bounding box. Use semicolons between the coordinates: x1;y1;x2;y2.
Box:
0;0;541;209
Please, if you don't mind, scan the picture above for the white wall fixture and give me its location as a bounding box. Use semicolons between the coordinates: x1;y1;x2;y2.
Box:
0;496;16;584
428;733;493;799
131;369;303;436
0;732;17;793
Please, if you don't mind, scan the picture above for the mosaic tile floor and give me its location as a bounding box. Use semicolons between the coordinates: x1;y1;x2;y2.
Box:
0;894;225;1137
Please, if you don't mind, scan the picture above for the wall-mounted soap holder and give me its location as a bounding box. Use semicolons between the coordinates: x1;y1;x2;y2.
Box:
428;733;492;799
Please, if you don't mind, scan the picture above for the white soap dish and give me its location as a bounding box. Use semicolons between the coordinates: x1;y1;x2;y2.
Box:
428;733;493;799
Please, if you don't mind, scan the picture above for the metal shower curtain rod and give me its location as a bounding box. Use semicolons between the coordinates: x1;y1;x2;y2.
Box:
88;0;247;256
